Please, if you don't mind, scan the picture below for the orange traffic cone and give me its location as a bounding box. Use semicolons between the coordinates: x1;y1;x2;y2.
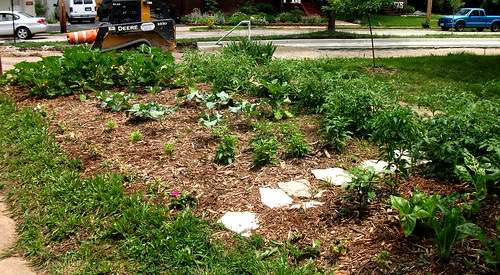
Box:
67;29;98;45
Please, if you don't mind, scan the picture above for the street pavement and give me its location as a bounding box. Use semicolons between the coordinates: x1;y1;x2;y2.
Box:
199;38;500;50
1;22;500;53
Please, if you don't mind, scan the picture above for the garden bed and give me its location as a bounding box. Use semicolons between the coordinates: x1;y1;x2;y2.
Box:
0;45;498;274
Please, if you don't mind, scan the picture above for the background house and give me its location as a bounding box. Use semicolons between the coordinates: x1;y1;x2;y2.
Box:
0;0;35;15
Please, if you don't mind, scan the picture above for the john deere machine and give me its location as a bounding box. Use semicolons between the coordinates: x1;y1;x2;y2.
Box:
69;0;176;51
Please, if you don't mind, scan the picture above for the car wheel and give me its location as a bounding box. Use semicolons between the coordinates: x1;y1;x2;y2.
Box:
15;27;31;39
455;21;465;32
441;27;450;31
476;27;484;32
491;23;500;32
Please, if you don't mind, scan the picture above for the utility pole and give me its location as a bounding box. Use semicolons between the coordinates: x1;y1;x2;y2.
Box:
10;0;16;43
59;0;67;33
426;0;433;23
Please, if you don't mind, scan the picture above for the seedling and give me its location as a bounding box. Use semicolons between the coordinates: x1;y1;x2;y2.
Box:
129;130;143;143
163;143;174;155
105;120;117;131
374;250;391;269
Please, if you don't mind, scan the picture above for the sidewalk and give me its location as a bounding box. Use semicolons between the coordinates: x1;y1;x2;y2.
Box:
0;193;36;275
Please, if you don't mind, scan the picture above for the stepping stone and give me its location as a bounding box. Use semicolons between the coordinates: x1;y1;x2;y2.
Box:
394;150;430;167
278;179;312;198
290;201;324;210
311;168;352;186
361;160;396;174
218;212;259;237
259;187;293;208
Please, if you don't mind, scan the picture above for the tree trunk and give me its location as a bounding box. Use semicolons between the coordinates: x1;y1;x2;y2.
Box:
368;14;376;68
328;11;336;32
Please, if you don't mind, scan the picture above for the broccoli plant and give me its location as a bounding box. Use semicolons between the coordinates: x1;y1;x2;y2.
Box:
97;91;133;112
127;102;176;120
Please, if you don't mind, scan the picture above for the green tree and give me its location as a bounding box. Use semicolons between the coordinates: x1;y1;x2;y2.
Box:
323;0;392;66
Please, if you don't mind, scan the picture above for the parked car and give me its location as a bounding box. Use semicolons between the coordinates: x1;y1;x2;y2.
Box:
438;8;500;32
0;11;47;39
56;0;97;23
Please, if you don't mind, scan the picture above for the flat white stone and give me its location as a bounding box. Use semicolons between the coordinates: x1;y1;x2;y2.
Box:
394;150;430;167
302;201;324;209
259;187;293;208
311;168;352;186
290;201;324;210
361;160;396;174
218;212;259;237
278;180;312;198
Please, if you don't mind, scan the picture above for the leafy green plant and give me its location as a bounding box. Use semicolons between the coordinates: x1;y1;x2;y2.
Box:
223;39;276;64
322;116;352;152
391;191;471;261
127;103;175;120
279;123;309;158
229;100;259;117
390;191;440;237
369;107;423;176
215;135;238;165
105;120;117;131
97;91;133;112
457;222;500;268
260;79;293;121
163;143;174;155
374;250;391;269
455;149;491;202
251;137;279;167
199;112;223;128
129;130;143;143
6;46;176;98
344;167;378;211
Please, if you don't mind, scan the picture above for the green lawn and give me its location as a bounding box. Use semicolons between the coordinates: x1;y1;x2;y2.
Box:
360;14;443;28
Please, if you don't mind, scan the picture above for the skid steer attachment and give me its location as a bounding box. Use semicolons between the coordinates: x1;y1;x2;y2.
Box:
92;19;175;52
66;0;176;51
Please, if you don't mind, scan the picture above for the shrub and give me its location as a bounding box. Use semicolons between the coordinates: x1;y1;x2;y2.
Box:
215;135;238;165
129;130;143;143
276;8;304;23
322;116;352;152
251;137;279;166
422;101;500;177
369;107;423;175
343;167;378;211
279;123;310;158
223;39;276;64
321;79;390;137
